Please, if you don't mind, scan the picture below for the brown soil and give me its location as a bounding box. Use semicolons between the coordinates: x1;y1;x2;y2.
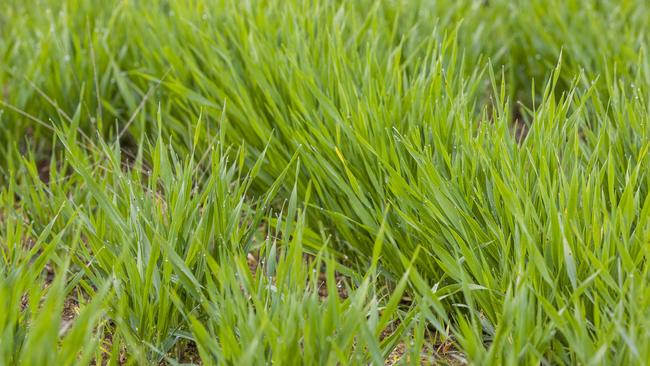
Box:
512;106;529;143
385;339;467;366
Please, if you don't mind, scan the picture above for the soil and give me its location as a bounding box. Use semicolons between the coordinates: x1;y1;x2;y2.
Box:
512;105;529;143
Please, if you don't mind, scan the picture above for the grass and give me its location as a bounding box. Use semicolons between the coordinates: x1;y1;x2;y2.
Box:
1;0;650;364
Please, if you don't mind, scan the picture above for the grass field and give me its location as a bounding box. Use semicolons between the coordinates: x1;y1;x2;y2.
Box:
2;0;650;364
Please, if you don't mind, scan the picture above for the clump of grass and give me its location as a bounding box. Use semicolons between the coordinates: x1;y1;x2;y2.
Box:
3;119;431;364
